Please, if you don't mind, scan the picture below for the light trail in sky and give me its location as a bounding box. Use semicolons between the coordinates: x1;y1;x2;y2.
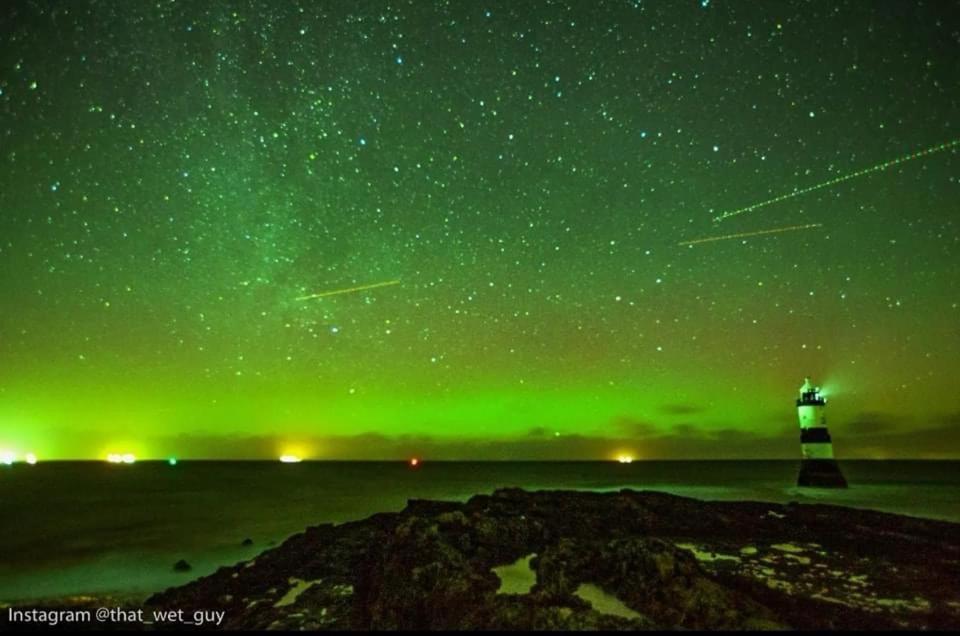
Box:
295;279;401;301
713;138;960;222
678;223;824;247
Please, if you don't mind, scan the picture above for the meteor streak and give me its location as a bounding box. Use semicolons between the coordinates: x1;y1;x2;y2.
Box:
295;279;401;301
678;223;823;247
714;138;960;222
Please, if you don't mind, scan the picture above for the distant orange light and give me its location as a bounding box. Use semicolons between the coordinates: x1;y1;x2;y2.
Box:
409;458;420;467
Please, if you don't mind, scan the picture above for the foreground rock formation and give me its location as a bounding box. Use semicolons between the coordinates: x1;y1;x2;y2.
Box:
144;488;960;630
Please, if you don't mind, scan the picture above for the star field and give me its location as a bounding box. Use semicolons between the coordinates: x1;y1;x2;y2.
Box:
1;0;958;459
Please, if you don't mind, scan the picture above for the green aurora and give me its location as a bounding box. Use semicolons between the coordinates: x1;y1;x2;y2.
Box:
1;0;958;460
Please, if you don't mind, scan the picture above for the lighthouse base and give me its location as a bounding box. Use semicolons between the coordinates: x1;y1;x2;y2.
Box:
797;459;848;488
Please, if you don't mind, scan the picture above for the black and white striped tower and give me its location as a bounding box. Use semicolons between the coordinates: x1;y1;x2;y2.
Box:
796;377;847;488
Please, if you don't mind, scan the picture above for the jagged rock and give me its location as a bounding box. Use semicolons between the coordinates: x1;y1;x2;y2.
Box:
533;537;783;629
24;489;958;630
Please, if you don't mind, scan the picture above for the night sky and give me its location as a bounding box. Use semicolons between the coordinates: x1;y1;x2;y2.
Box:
1;0;958;460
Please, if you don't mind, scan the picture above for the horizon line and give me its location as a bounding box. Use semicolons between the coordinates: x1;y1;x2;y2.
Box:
5;457;956;463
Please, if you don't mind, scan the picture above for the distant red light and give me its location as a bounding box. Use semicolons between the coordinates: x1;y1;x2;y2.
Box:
409;458;419;467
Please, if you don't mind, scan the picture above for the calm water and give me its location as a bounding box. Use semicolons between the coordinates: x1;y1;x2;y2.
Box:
1;460;958;603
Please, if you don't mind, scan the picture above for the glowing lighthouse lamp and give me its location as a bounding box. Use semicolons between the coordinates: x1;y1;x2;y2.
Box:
796;377;847;488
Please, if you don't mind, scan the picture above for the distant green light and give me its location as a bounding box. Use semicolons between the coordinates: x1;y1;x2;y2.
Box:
168;457;178;466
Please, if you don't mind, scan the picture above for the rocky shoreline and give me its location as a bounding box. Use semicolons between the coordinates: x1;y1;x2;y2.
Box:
7;488;960;629
150;488;960;630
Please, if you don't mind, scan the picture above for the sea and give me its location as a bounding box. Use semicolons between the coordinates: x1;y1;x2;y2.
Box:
1;460;958;603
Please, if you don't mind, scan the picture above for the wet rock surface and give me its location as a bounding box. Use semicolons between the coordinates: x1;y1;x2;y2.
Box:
91;490;960;629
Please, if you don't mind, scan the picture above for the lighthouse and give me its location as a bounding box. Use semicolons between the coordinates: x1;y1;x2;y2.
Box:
796;377;847;488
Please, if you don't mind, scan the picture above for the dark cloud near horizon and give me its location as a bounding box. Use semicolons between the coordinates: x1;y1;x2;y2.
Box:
120;412;960;460
840;412;904;436
832;412;960;459
48;410;960;460
659;404;707;416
